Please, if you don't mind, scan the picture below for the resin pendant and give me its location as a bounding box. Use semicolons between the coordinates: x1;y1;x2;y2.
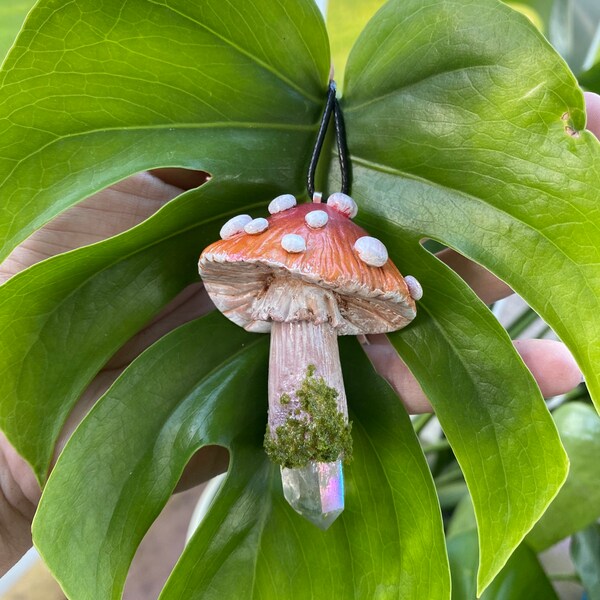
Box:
198;192;422;529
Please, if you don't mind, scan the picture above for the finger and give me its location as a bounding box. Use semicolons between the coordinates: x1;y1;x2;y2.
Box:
0;172;182;283
436;247;513;304
512;338;583;397
0;432;41;507
150;168;210;190
361;334;431;413
362;334;583;414
584;92;600;137
105;283;215;370
175;446;230;493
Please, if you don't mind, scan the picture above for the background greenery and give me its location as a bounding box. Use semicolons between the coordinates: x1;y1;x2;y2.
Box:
0;0;599;598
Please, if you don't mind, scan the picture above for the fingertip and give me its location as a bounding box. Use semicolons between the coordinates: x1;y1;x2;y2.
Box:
360;334;433;414
513;339;583;398
584;92;600;138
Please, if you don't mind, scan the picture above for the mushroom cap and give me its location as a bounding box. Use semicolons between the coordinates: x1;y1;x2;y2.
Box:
199;203;416;334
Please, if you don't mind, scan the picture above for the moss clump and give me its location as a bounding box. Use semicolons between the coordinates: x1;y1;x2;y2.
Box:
264;364;353;468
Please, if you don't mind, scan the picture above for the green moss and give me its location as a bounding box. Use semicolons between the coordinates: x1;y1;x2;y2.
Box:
264;364;353;468
279;393;291;405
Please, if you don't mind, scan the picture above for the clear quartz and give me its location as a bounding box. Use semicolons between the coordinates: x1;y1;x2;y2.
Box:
281;460;344;530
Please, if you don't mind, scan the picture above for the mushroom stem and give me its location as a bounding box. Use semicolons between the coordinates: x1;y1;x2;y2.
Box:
267;320;348;529
268;320;347;426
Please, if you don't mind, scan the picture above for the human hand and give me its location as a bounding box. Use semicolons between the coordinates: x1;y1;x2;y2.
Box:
0;93;597;574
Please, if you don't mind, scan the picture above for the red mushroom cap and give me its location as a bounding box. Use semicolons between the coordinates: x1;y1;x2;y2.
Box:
199;202;416;334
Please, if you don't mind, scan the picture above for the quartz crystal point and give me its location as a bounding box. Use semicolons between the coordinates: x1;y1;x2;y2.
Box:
281;460;344;530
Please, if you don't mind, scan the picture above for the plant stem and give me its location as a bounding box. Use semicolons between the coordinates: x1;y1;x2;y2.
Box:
434;464;463;486
549;573;582;583
422;439;451;454
413;413;434;434
507;306;540;338
436;482;468;509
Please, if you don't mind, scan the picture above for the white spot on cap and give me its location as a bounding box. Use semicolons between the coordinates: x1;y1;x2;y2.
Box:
305;210;328;229
268;194;297;214
405;275;423;300
220;215;252;239
354;236;388;267
327;192;358;218
244;217;269;235
281;234;306;253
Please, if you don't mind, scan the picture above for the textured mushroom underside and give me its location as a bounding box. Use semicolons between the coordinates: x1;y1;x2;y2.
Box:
199;204;416;335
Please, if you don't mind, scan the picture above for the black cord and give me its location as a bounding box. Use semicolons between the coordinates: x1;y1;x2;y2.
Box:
333;97;350;194
306;81;350;198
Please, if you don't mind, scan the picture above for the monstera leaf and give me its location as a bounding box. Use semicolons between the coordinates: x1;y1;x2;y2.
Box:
35;324;448;599
1;0;598;597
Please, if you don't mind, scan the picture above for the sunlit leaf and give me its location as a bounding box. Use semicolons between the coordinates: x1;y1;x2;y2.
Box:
0;0;329;260
326;0;385;89
505;3;544;31
505;0;552;30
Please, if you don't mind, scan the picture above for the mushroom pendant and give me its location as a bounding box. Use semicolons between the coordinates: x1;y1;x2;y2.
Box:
198;192;422;529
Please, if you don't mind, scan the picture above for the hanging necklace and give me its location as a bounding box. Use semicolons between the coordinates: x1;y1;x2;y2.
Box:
198;81;422;529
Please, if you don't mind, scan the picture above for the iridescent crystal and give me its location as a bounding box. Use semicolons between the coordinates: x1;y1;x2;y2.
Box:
281;460;344;530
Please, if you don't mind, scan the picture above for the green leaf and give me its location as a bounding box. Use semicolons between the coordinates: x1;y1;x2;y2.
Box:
326;0;385;89
580;62;600;93
342;0;600;407
505;0;552;32
0;0;36;62
325;0;548;87
0;0;331;483
0;0;329;260
504;3;545;32
34;321;450;599
341;0;600;590
571;524;600;600
527;402;600;551
449;529;559;600
381;237;567;593
33;312;269;599
447;494;476;540
0;179;284;482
